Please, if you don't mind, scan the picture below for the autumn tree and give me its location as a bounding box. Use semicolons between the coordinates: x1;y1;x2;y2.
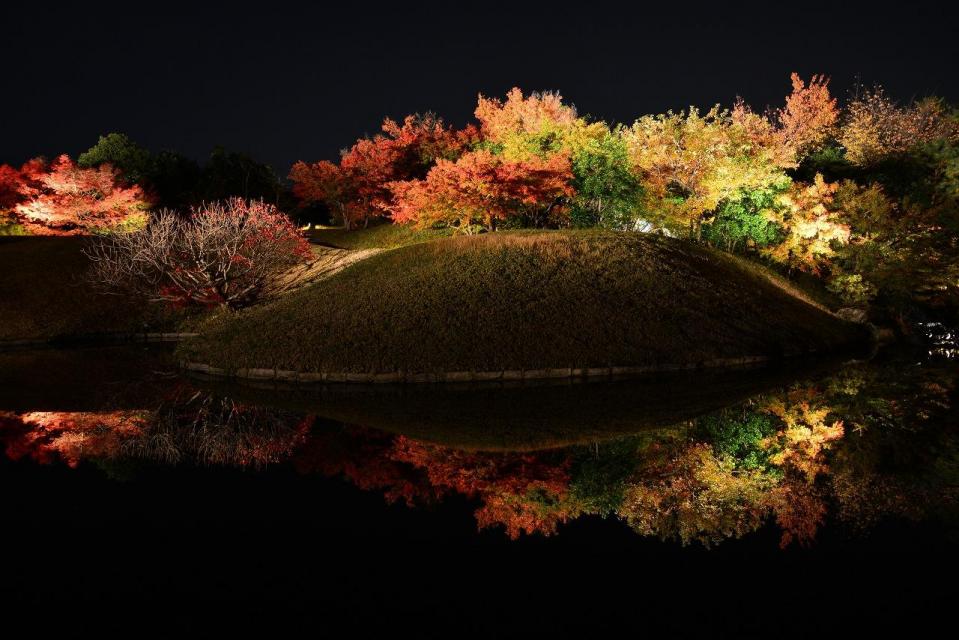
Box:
840;88;959;166
86;198;310;308
776;73;840;156
0;164;26;210
475;87;579;157
473;87;642;228
388;150;574;231
290;114;467;229
762;174;851;274
10;155;150;235
624;106;790;238
289;160;357;227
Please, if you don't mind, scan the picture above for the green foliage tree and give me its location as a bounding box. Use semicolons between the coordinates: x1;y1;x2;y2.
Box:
198;147;286;205
701;181;788;252
568;130;644;228
78;133;154;185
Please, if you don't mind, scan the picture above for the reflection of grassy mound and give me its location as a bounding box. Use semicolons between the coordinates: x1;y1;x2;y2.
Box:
0;237;176;341
213;358;846;451
0;345;179;411
182;231;867;376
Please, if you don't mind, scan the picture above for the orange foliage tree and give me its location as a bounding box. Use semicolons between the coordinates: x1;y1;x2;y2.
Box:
839;88;959;166
776;73;840;156
474;87;578;151
388;150;574;230
290;114;469;229
6;155;150;235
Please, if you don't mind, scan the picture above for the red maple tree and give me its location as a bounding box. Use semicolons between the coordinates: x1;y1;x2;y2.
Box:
4;155;150;235
388;149;574;230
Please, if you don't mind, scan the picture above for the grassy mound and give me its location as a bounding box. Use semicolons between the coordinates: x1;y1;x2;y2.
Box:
0;237;179;342
307;223;451;250
180;230;867;376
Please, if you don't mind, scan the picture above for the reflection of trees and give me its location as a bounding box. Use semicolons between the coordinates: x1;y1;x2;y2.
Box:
618;388;844;548
124;391;312;467
391;438;577;538
825;361;958;531
291;425;443;506
1;410;147;467
0;389;312;468
1;356;955;546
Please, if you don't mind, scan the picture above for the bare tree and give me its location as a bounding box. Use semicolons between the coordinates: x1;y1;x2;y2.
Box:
85;198;310;309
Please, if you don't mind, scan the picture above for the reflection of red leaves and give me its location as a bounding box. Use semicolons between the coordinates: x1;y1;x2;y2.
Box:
391;437;574;538
0;411;146;467
294;428;577;537
292;426;443;506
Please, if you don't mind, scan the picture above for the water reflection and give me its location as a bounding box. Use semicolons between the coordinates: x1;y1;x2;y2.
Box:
1;346;956;547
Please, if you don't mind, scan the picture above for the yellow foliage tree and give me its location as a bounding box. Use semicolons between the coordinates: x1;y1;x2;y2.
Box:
624;106;791;238
763;174;851;274
840;89;959;166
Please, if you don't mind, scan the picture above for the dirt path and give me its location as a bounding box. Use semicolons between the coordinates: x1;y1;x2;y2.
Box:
264;245;382;298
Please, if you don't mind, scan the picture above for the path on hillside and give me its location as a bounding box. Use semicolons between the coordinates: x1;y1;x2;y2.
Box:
264;245;382;299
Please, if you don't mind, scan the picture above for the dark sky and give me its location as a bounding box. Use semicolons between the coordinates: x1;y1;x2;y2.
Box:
4;2;958;175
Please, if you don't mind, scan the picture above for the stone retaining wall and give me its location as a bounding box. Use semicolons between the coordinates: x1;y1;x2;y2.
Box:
180;355;771;385
0;332;199;351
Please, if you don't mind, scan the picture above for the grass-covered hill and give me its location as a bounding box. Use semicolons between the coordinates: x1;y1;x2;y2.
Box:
179;230;868;377
0;237;177;342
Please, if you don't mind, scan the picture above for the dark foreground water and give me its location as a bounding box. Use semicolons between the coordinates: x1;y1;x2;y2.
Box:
1;342;956;635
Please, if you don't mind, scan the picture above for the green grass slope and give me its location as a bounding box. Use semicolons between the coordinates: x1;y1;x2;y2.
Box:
0;237;178;342
180;230;868;376
307;223;451;250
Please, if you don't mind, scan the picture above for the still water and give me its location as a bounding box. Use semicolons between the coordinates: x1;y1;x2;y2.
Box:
1;342;956;633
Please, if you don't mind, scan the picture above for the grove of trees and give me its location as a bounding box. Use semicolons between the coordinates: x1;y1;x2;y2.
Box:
288;76;959;320
2;73;956;321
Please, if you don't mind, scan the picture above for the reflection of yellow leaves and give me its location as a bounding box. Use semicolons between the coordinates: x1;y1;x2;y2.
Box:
762;393;844;483
620;443;772;547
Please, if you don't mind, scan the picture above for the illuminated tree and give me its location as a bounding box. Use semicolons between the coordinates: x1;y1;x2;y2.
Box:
290;114;468;229
776;73;839;156
474;87;578;154
624;106;790;238
289;160;358;228
762;174;851;274
86;198;310;308
11;155;150;235
388;149;574;231
567;129;644;228
701;180;789;252
0;163;26;210
839;88;959;166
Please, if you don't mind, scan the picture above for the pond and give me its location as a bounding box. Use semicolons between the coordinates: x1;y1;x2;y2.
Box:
2;342;956;633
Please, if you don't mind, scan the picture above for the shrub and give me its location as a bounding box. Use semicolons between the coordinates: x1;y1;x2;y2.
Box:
86;198;310;309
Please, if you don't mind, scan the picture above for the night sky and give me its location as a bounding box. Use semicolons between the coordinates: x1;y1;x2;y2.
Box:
5;3;958;175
